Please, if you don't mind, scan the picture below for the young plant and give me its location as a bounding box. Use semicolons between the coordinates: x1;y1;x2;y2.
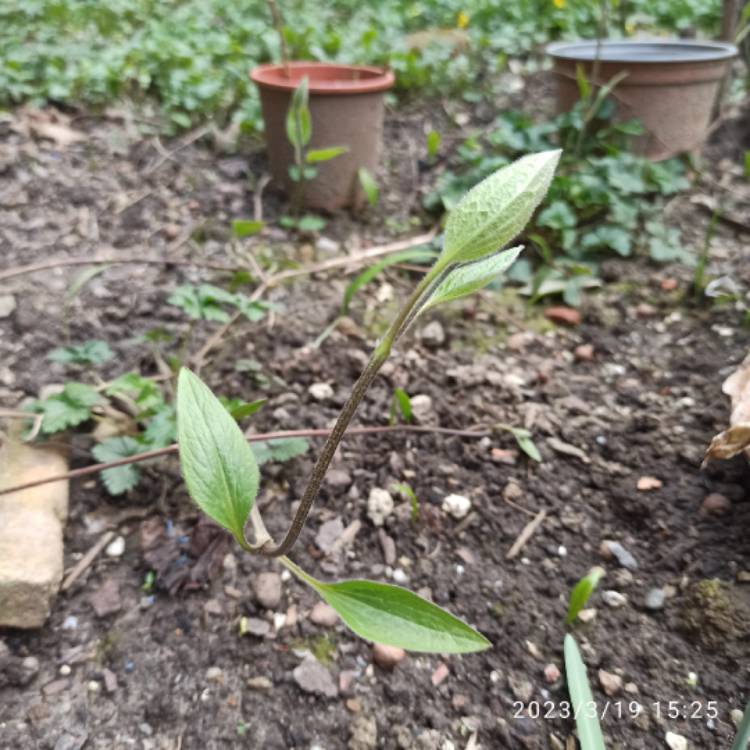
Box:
175;149;561;652
285;76;347;216
564;634;607;750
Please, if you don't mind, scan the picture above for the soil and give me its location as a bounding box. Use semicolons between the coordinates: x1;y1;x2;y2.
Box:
1;91;749;750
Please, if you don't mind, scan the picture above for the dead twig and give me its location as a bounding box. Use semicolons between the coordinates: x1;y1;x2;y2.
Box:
506;509;547;560
254;173;272;222
61;530;115;591
145;125;211;174
0;423;489;498
0;410;43;441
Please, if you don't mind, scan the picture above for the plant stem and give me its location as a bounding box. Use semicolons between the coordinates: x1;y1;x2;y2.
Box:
267;0;291;78
257;266;442;557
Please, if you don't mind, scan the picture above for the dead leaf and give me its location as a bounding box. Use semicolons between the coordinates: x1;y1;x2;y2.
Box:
704;424;750;465
637;476;662;491
30;120;85;147
705;352;750;463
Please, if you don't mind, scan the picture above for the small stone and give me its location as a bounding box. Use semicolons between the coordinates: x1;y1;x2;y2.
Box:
637;476;662;491
635;303;658;318
625;682;639;694
737;571;750;583
410;394;434;422
644;588;666;611
246;676;273;691
665;731;688;750
508;673;533;702
59;664;71;677
544;306;581;326
700;493;731;515
442;494;471;520
544;664;561;684
293;657;337;698
308;382;334;401
87;680;101;693
431;662;450;686
102;668;118;693
602;590;627;608
392;568;408;584
310;602;338;628
600;540;638;570
349;714;377;750
206;666;223;683
491;448;518;465
326;470;352;491
660;278;678;291
372;643;405;670
315;236;340;254
316;517;345;553
731;708;744;727
339;670;357;695
367;488;394;527
253;571;282;610
574;344;594;362
241;617;270;637
346;697;362;713
105;536;125;557
419;320;446;348
378;530;396;566
0;295;16;318
89;578;122;617
598;670;622;696
578;608;597;623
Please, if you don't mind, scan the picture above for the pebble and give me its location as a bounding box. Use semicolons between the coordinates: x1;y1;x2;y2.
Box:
316;517;345;553
308;382;334;401
310;602;339;628
665;731;688;750
700;493;731;515
410;394;434;422
378;531;396;566
441;494;472;520
431;662;450;686
253;571;282;610
544;664;561;684
349;714;378;750
0;295;16;318
392;568;408;585
246;676;273;691
602;590;627;608
372;643;405;670
731;708;744;727
544;306;581;326
206;667;223;683
87;680;101;693
326;470;352;491
105;535;125;557
598;670;622;696
419;320;446;348
293;657;338;698
508;673;533;702
241;617;271;637
637;476;662;491
644;587;666;611
59;664;71;677
600;540;638;570
315;236;340;254
574;343;594;362
90;578;122;617
367;488;394;527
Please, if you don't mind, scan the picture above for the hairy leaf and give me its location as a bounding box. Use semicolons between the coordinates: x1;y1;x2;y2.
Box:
440;149;560;266
176;368;259;545
251;437;309;466
564;635;606;750
286;561;490;653
92;436;143;495
566;567;605;625
48;340;114;366
33;383;103;434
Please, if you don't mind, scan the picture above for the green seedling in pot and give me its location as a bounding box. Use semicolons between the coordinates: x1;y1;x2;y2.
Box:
176;149;561;653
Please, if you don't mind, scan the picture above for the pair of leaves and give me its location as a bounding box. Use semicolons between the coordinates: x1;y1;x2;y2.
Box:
175;368;489;653
48;340;114;366
168;284;270;323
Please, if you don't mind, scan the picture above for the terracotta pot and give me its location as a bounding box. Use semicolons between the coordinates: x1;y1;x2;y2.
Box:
250;62;395;211
546;40;737;161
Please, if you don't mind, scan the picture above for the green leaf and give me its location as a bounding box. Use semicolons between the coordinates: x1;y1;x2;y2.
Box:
358;167;379;207
33;383;103;434
514;430;542;462
286;77;311;149
143;406;177;448
391;482;419;522
731;697;750;750
439;150;561;266
566;567;605;625
296;215;326;233
232;219;264;238
230;398;267;421
426;130;441;159
306;146;348;163
341;248;435;314
48;340;114;366
251;436;309;466
564;635;606;750
744;151;750;180
285;560;490;653
106;373;165;416
416;246;523;318
391;387;412;423
537;200;577;231
92;436;143;495
176;368;259;545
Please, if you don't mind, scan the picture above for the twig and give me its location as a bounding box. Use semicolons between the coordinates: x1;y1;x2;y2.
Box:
506;509;547;560
0;255;241;284
145;125;211;174
0;410;43;441
61;530;115;591
254;173;272;222
0;423;489;498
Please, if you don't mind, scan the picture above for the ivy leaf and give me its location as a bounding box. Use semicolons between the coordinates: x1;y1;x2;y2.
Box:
285;561;490;653
33;383;103;434
92;436;143;495
48;340;114;366
566;566;605;624
439;150;561;266
176;368;259;545
564;635;606;750
251;437;309;466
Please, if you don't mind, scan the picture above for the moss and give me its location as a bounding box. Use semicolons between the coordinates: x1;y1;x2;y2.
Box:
679;579;750;651
292;634;337;666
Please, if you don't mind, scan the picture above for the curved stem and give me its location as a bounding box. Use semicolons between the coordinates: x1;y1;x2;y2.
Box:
257;265;442;557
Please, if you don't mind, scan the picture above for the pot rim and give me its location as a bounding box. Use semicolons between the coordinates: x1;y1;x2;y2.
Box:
250;61;395;95
546;38;738;64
